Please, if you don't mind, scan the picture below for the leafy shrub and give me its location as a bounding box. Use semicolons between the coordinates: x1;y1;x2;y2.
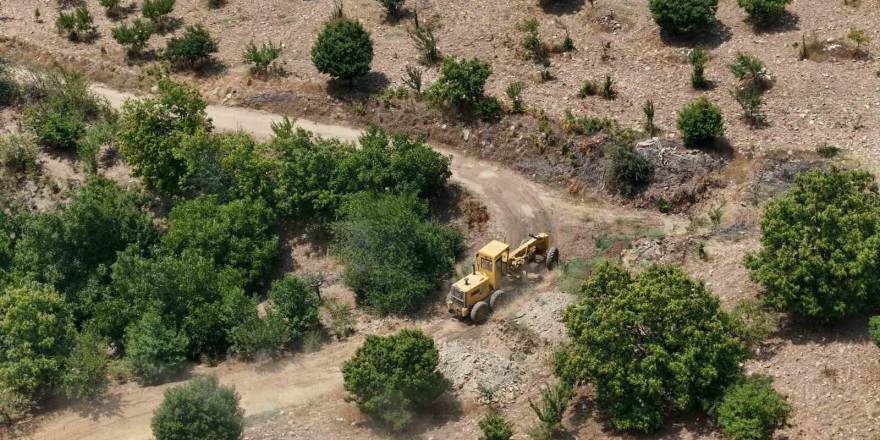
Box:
242;41;284;75
732;83;764;123
56;7;97;42
162;196;279;290
601;74;615;99
475;96;503;121
0;283;75;401
643;100;656;135
141;0;175;29
689;47;709;88
112;19;156;57
677;97;724;148
0;135;39;174
869;316;880;346
333;193;463;315
28;68;111;123
713;375;790;440
403;65;423;94
377;0;404;19
342;329;448;431
729;52;769;89
24;104;86;151
608;141;654;196
428;57;492;108
325;299;355;339
62;327;110;401
480;409;514;440
124;312;189;385
408;23;441;65
848;27;869;56
528;383;573;440
165;25;219;70
118;79;210;194
745;168;880;323
555;262;747;432
311;19;374;82
152;374;243;440
649;0;719;35
518;18;546;63
737;0;791;26
98;0;122;17
506;81;524;114
0;65;19;107
229;311;291;360
728;298;779;350
267;275;321;338
80;120;115;175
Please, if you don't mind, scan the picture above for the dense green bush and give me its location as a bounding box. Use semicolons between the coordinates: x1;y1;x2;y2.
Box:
0;63;20;107
229;311;291;360
745;168;880;323
677;97;724;148
142;0;175;29
311;19;374;82
98;0;122;17
242;41;284;75
162;196;279;290
608;142;654;197
118;79;211;194
475;96;503;121
333;193;463;315
0;135;39;174
428;57;492;109
24;105;86;150
713;375;790;440
689;47;709;89
869;316;880;346
649;0;718;35
112;19;156;57
342;329;448;430
124;312;189;385
267;275;321;338
555;262;747;432
165;25;219;70
480;409;514;440
737;0;791;26
62;327;110;401
0;283;75;402
730;53;770;90
528;383;573;439
56;7;97;42
152;374;243;440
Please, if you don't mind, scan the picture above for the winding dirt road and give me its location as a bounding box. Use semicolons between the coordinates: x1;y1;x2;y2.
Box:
3;85;572;440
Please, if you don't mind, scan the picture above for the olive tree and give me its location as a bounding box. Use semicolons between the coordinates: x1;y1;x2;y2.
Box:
713;375;790;440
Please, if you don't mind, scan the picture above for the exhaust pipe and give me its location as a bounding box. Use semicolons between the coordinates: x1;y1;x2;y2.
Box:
472;264;476;275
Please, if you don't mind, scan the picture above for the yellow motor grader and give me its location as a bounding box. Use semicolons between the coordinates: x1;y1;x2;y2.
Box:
447;233;558;323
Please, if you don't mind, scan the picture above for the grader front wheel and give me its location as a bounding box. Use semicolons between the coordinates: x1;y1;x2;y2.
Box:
546;246;560;270
470;301;490;324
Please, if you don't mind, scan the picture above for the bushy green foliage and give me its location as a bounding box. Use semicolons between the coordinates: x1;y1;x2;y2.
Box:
745;168;880;323
474;96;503;121
98;0;122;16
142;0;175;28
81;120;116;175
377;0;404;19
24;105;86;151
408;23;440;65
737;0;791;26
649;0;718;34
112;19;156;57
162;196;278;290
242;41;284;75
608;142;654;197
152;374;243;440
555;262;747;432
229;311;290;360
124;312;189;385
310;19;374;82
0;135;39;174
732;83;764;122
528;383;572;439
677;97;724;148
505;81;524;114
0;63;20;107
689;47;709;88
62;327;110;401
325;299;355;339
13;178;159;311
713;375;790;440
643;100;656;135
165;25;219;70
428;57;492;108
869;316;880;346
333;193;463;315
727;298;779;350
578;80;597;97
342;329;448;431
118;79;211;194
0;283;75;401
56;7;97;42
480;409;514;440
729;53;768;89
267;275;321;338
518;18;546;63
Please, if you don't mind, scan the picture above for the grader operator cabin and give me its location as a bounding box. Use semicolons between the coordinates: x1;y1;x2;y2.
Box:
448;233;559;323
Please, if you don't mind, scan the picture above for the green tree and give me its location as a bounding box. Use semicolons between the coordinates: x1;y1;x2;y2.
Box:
528;383;573;439
112;19;156;57
229;311;291;360
165;25;219;70
267;275;321;338
677;97;724;148
310;19;374;82
342;329;449;431
162;196;279;290
24;105;86;151
608;141;654;197
118;80;211;194
332;193;463;315
737;0;791;26
152;374;243;440
428;57;492;108
62;327;110;401
712;375;790;440
745;168;880;323
124;312;189;385
480;409;514;440
649;0;718;35
554;262;747;433
0;284;75;401
141;0;175;30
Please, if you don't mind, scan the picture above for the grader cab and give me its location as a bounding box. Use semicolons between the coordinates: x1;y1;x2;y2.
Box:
447;233;558;323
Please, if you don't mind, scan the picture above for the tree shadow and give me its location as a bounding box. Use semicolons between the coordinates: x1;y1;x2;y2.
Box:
192;59;228;78
752;11;800;35
776;313;873;346
539;0;586;16
383;393;463;438
660;21;732;50
74;392;124;420
326;72;391;103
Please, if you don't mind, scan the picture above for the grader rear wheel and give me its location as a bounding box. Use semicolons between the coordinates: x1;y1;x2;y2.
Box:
470;301;491;324
490;290;505;310
546;246;559;270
